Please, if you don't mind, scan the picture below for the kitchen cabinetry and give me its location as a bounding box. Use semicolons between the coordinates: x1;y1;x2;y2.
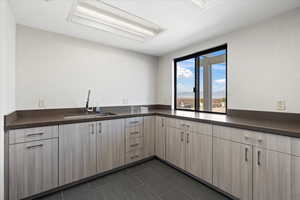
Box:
166;126;186;168
96;119;125;173
143;116;156;157
59;122;97;185
213;137;252;200
8;115;300;200
155;116;166;159
125;117;145;163
186;130;213;183
253;147;291;200
9;127;59;200
213;125;297;200
292;155;300;200
166;118;213;183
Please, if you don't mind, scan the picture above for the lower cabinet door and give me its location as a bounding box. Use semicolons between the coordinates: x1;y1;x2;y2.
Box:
213;138;252;200
292;156;300;200
253;147;291;200
96;119;125;173
9;139;58;200
143;116;156;158
166;127;186;169
185;131;212;183
155;116;166;160
59;122;97;185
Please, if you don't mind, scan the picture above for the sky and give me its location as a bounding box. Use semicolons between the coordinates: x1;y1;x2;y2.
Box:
177;50;226;99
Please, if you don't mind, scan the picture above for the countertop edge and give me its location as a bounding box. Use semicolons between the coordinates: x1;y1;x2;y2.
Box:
5;111;300;138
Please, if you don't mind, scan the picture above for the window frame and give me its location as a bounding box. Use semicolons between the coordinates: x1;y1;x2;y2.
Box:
174;44;228;114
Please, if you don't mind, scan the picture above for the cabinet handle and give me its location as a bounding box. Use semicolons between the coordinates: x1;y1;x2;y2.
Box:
257;150;261;166
26;132;44;137
181;132;184;142
130;121;139;124
162;119;164;127
245;147;248;162
130;143;139;147
26;144;43;149
98;123;102;134
187;133;190;144
130;131;139;135
130;155;139;159
90;124;95;134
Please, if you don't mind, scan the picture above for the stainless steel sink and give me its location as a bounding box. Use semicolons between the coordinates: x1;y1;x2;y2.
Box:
64;112;116;119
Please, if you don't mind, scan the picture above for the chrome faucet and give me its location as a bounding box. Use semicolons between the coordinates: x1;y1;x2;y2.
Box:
85;89;92;112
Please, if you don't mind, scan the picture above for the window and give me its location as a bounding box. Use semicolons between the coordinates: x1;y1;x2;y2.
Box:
174;44;227;114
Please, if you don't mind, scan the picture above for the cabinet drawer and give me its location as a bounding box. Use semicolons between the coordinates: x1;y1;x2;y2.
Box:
185;121;212;136
166;118;185;129
125;126;143;139
9;126;58;144
126;148;144;164
126;137;144;152
213;125;254;145
125;117;143;127
9;139;58;200
253;132;291;154
213;125;292;154
167;118;212;135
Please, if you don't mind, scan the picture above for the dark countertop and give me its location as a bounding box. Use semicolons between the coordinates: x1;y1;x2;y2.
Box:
5;109;300;138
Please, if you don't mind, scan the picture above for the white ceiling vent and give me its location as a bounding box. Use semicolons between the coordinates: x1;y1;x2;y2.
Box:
68;0;163;42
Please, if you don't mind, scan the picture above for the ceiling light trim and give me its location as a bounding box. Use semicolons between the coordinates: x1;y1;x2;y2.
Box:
68;0;163;42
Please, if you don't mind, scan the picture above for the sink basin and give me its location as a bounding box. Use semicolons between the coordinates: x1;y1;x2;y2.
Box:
64;112;116;119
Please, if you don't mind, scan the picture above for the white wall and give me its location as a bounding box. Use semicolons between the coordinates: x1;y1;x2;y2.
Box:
157;8;300;113
16;25;158;110
0;0;16;199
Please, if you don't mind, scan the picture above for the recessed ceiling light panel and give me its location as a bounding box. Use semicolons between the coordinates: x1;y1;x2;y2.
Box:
68;0;163;42
190;0;219;9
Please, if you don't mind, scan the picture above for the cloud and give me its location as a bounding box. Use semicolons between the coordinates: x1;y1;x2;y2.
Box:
177;66;193;78
214;78;226;83
212;63;226;71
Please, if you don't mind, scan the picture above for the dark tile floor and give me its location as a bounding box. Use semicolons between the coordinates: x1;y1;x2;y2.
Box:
37;159;231;200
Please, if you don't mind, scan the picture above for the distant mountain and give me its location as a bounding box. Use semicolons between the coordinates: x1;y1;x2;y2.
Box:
178;90;225;99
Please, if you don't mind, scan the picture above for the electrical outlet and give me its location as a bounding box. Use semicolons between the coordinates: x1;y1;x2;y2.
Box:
122;98;128;105
276;100;286;111
38;99;45;108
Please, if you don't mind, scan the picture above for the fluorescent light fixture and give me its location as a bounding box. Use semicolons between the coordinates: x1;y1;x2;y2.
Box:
68;0;163;42
191;0;208;8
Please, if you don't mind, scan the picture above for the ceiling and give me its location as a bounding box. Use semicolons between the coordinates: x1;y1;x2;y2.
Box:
10;0;300;56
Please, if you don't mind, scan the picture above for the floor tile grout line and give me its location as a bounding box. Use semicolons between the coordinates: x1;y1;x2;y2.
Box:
38;159;228;200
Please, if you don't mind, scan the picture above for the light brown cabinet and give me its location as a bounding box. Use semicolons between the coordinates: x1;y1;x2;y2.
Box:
213;137;252;200
253;147;291;200
213;125;297;200
59;122;97;185
292;156;300;200
9;139;58;200
186;131;213;183
96;119;125;173
166;126;186;169
9;117;300;200
143;116;156;157
166;118;213;183
155;116;166;159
